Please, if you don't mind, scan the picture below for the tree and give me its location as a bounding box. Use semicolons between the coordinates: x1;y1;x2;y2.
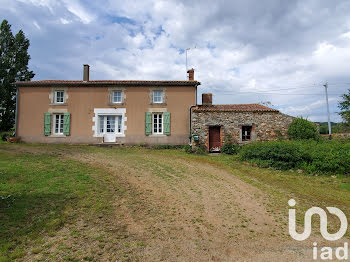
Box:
338;89;350;125
288;117;319;140
0;19;34;131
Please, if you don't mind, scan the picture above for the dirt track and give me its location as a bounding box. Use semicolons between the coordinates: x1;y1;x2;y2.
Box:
9;145;335;261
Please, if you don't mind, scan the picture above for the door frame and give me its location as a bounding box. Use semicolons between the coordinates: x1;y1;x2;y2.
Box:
208;125;222;152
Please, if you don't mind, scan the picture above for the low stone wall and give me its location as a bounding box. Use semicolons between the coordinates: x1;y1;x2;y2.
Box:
191;111;294;149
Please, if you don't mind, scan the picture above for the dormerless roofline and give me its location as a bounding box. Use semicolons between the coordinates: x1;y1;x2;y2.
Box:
13;80;201;87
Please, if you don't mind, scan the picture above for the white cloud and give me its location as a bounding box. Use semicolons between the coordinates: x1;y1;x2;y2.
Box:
2;0;350;122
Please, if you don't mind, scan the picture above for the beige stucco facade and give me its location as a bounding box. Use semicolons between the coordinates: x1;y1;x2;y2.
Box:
17;84;197;144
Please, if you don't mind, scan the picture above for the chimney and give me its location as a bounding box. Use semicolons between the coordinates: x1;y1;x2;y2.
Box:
202;93;212;106
83;64;90;81
187;68;194;81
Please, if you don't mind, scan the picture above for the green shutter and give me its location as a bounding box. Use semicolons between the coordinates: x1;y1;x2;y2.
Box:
63;112;70;136
163;112;170;135
44;113;51;136
145;112;152;136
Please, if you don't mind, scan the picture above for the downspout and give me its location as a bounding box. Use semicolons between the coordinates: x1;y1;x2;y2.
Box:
189;83;199;145
189;105;196;145
14;85;18;137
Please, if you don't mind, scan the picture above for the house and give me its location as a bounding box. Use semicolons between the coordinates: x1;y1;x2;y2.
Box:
191;93;294;152
14;65;200;144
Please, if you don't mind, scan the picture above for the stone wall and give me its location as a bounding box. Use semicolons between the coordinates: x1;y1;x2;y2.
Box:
191;111;294;150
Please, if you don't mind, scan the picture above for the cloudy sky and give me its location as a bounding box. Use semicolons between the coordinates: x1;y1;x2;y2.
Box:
1;0;350;122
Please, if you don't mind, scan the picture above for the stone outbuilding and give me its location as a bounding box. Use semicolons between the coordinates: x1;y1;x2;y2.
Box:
191;94;294;152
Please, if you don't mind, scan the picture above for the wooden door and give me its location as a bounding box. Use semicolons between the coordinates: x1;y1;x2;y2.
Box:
209;126;221;152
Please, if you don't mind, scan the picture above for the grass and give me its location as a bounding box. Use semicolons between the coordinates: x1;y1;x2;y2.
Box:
1;142;350;260
0;148;116;261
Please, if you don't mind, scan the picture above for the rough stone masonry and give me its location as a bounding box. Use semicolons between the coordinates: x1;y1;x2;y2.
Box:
191;94;294;151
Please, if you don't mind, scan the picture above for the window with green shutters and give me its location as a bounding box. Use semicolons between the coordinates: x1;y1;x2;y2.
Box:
145;112;152;135
163;112;170;135
44;113;51;136
63;112;70;136
145;112;170;136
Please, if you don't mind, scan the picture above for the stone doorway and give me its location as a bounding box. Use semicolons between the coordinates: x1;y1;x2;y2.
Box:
209;126;221;152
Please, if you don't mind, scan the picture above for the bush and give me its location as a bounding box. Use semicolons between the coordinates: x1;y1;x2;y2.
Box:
288;117;319;140
183;144;192;154
0;131;13;141
238;140;350;175
221;142;240;155
239;141;309;170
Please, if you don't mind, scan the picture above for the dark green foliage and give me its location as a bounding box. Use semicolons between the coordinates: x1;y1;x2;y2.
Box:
239;140;350;175
318;122;350;134
193;145;207;155
183;144;192;154
339;89;350;125
221;142;240;155
0;20;35;131
239;141;309;170
288;117;318;140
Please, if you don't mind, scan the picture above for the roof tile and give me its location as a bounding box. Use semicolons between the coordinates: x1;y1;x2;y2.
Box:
193;104;279;112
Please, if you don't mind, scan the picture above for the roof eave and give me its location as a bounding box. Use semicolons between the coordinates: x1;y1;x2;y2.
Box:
13;81;201;87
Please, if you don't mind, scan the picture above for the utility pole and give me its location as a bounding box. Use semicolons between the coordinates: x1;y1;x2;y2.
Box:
323;82;332;140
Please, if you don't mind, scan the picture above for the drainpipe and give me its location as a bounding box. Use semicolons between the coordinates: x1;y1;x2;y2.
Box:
189;105;196;145
14;86;18;137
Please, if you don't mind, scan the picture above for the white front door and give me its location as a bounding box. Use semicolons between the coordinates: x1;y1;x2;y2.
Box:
99;115;118;143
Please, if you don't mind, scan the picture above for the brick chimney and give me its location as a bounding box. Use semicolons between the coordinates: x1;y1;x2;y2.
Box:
202;93;212;106
83;64;90;81
187;68;194;81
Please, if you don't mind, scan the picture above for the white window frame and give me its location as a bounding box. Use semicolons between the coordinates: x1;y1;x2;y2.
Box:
55;90;65;104
152;113;163;134
98;115;122;135
53;114;64;135
153;90;163;104
112;91;123;104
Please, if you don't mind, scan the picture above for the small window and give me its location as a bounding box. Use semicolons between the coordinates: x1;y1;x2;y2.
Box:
98;115;122;134
153;91;163;103
242;126;252;141
153;113;163;134
55;91;64;103
112;91;122;103
54;114;64;134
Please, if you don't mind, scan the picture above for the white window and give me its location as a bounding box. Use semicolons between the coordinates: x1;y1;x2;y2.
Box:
153;90;163;103
112;91;122;103
98;115;122;134
153;113;163;134
54;114;64;134
55;90;64;103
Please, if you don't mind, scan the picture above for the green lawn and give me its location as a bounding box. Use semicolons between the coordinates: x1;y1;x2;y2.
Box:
0;147;117;261
0;143;350;261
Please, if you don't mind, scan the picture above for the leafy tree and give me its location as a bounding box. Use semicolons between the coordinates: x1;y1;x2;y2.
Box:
0;19;34;131
338;89;350;125
287;117;319;140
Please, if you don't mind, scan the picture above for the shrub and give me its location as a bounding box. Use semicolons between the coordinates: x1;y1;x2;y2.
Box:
288;117;319;140
183;144;192;154
239;141;310;170
238;140;350;175
221;142;240;155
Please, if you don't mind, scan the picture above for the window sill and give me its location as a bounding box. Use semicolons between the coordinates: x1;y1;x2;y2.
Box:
150;103;167;106
149;134;167;137
49;103;67;106
108;102;125;106
48;134;66;138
